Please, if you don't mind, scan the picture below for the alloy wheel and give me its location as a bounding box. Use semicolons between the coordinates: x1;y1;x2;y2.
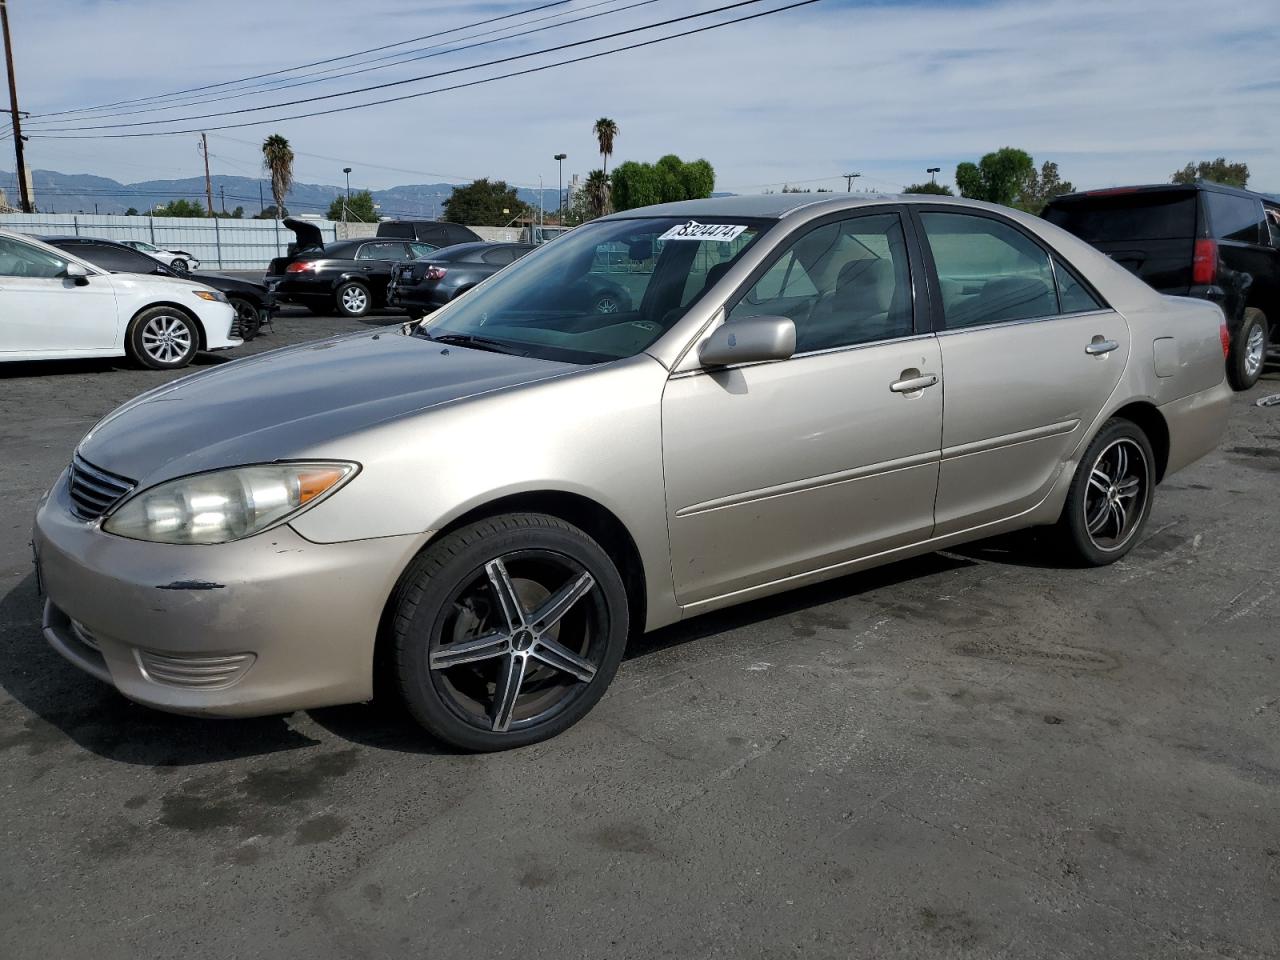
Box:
140;313;193;364
428;550;603;733
1083;437;1149;552
1245;323;1265;378
341;286;369;313
594;295;619;314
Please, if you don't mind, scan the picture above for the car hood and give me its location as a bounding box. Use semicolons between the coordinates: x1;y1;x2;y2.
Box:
77;331;577;484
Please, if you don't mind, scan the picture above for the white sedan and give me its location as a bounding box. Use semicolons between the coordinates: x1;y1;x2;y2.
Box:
121;239;200;273
0;229;239;369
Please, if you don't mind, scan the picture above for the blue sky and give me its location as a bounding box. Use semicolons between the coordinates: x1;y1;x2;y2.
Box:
5;0;1278;195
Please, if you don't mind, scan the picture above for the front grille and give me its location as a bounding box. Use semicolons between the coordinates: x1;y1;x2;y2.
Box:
67;455;136;521
136;650;256;690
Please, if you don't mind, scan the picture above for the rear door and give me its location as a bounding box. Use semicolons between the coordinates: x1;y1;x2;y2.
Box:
913;207;1129;535
1045;190;1198;294
355;240;412;300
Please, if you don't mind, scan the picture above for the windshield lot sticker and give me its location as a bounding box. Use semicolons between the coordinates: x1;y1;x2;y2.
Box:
658;221;749;242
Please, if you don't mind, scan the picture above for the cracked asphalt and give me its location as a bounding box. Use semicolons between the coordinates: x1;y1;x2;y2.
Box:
2;311;1278;959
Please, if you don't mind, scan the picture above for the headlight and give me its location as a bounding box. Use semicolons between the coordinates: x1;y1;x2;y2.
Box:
103;462;357;544
193;289;228;303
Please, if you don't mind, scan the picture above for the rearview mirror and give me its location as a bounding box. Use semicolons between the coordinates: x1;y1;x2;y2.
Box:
63;262;90;286
699;315;796;367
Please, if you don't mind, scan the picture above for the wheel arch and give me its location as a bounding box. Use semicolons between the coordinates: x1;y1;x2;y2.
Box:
1108;400;1170;482
371;489;649;696
130;301;206;350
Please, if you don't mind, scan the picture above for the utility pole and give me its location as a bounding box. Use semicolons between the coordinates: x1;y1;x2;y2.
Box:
2;0;33;212
554;153;566;222
843;172;861;193
927;166;941;185
199;133;214;215
258;181;265;216
219;184;226;215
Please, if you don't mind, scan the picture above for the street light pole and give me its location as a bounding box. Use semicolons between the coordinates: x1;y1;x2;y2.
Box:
342;167;352;223
927;166;941;185
554;153;566;223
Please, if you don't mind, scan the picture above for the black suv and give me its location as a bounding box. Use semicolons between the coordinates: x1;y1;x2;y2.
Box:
1045;182;1278;390
376;220;482;247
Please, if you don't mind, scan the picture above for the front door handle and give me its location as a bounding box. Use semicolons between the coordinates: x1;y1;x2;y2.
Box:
890;373;939;393
1085;337;1119;356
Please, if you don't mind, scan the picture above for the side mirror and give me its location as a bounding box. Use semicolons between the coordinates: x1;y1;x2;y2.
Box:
699;315;796;367
63;262;91;286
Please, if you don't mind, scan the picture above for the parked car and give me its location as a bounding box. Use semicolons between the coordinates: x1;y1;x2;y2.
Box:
1045;181;1279;389
387;241;632;319
266;217;438;317
43;236;274;341
376;219;482;247
0;228;238;368
33;194;1229;750
121;239;200;274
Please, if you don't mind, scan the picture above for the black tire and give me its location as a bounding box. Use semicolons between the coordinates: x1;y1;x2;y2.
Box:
391;513;629;751
1051;418;1156;567
169;257;189;274
591;288;628;315
126;306;200;370
334;281;372;318
228;297;261;341
1227;308;1268;391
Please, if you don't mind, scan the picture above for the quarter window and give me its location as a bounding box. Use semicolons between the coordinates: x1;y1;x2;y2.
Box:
1054;257;1103;313
1206;192;1265;244
730;213;914;352
920;212;1057;328
0;236;69;279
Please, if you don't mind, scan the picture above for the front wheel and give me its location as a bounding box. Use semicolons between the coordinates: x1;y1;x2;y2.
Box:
334;281;371;318
1227;308;1268;391
391;513;630;751
1051;418;1156;566
169;257;189;274
228;297;261;341
127;307;200;369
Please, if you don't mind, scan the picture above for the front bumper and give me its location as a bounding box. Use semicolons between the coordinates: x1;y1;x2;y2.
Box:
33;473;423;718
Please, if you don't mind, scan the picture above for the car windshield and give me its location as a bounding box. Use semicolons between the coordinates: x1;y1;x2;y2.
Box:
417;216;770;363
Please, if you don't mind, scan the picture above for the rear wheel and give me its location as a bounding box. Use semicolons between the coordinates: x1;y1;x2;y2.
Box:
334;281;371;318
127;307;200;369
228;296;261;341
391;513;629;751
1227;308;1268;391
1051;418;1155;566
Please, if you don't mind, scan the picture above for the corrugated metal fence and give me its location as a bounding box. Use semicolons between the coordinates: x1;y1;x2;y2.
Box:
0;213;348;270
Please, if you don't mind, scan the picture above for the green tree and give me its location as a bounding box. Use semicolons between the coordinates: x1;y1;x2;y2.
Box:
1171;157;1249;188
327;189;377;222
255;204;288;219
442;178;528;226
610;155;716;212
1017;160;1074;214
903;181;954;196
955;147;1035;206
151;198;208;218
214;206;245;219
124;206;139;216
261;134;295;219
583;170;610;220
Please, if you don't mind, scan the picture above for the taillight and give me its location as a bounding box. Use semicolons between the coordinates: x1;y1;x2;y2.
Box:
286;260;318;274
425;266;447;281
1220;320;1231;358
1192;239;1217;285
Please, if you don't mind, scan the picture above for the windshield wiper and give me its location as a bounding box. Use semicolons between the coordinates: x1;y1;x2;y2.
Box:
430;332;528;357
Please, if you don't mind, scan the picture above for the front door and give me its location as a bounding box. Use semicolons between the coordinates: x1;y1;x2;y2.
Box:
662;210;944;606
912;208;1131;535
0;236;118;355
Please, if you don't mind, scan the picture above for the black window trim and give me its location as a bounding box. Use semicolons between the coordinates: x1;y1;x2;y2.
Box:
720;203;936;360
906;203;1112;334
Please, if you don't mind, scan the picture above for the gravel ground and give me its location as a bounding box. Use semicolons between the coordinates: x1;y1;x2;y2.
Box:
1;313;1278;960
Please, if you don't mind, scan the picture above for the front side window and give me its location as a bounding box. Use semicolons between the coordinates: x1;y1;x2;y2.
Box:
0;236;70;279
420;216;770;363
729;213;914;352
921;212;1057;328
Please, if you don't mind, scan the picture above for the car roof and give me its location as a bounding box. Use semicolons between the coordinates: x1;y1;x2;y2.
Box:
601;192;1013;221
1048;181;1266;205
41;235;134;248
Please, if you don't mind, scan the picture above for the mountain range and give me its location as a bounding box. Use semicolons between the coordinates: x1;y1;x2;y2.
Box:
0;169;553;218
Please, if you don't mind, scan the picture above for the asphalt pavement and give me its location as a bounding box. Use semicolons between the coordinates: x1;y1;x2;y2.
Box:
1;312;1278;959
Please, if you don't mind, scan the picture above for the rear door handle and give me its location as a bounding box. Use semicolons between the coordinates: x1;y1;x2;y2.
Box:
890;374;939;393
1085;337;1119;355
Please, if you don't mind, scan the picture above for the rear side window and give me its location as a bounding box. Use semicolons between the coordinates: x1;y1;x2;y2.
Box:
78;243;160;273
1054;257;1103;313
376;222;413;239
482;247;517;265
1205;192;1265;244
920;212;1057;328
408;242;437;258
357;241;409;261
1045;192;1197;242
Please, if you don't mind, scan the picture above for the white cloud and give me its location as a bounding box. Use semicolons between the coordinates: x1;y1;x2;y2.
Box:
8;0;1279;195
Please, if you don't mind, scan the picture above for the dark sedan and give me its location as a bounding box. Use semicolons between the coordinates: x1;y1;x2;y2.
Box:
266;218;437;318
388;241;632;320
43;235;274;340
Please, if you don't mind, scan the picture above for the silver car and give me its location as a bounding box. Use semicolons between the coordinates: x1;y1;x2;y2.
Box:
33;195;1231;750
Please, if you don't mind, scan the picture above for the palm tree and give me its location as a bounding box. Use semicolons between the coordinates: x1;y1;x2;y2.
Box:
584;169;609;220
261;134;294;219
592;118;618;176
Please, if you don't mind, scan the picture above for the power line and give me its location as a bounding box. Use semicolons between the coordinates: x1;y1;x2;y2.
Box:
29;0;653;126
31;0;804;135
28;0;575;121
